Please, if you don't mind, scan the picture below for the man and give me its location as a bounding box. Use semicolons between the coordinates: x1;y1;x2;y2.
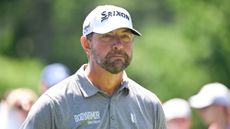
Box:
189;82;230;129
20;5;166;129
163;98;192;129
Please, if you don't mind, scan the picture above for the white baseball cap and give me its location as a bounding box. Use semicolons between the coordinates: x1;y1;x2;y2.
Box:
163;98;191;120
82;5;141;36
189;82;230;109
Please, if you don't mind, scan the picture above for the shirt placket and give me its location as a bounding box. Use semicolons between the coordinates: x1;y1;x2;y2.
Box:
109;94;119;129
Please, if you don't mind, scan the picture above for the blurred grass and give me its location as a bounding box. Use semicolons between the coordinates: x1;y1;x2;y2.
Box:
127;22;210;100
0;55;43;98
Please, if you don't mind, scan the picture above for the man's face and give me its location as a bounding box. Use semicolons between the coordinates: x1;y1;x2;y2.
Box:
198;105;223;125
89;28;134;74
167;118;191;129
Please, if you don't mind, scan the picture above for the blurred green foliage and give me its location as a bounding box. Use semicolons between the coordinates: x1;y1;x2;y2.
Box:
0;0;230;128
0;55;43;96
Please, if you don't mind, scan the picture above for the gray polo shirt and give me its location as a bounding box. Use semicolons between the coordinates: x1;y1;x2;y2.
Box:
20;65;166;129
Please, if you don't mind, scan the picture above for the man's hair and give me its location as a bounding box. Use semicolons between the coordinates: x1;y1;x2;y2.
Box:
86;33;93;41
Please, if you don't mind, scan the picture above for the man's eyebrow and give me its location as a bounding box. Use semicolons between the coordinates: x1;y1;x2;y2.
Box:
122;29;132;33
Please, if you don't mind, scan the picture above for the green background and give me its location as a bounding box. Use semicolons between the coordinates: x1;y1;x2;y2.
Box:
1;0;230;128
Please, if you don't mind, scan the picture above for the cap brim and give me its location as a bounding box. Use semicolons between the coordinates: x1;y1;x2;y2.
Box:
130;28;141;36
93;26;141;36
189;95;212;109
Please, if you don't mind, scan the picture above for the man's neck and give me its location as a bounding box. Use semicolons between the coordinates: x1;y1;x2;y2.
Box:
84;64;123;96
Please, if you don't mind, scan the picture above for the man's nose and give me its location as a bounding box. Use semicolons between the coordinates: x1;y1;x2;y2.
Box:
112;36;123;50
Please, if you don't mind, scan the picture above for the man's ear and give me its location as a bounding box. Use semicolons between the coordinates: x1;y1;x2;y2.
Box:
80;36;91;54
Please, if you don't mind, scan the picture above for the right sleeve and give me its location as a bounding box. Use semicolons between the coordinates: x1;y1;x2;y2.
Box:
20;94;56;129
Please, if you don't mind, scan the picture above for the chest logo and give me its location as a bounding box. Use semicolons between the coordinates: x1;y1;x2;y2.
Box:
74;111;101;125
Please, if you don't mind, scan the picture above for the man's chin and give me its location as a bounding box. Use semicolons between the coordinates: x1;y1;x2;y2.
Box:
106;65;128;74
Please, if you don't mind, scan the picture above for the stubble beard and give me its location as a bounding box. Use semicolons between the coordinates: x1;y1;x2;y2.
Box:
92;49;132;74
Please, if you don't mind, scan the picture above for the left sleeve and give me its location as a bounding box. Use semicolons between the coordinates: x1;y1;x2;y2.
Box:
155;102;167;129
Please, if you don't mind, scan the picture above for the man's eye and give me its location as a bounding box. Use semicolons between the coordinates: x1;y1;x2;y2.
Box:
101;34;113;39
120;34;132;42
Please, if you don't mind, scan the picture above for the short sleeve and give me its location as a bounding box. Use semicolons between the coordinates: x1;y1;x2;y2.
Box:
20;94;55;129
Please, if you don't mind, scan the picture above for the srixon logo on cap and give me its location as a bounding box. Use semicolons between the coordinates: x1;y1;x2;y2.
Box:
101;10;130;22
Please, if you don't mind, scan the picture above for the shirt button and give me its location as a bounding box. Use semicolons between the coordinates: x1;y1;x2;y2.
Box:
110;115;115;120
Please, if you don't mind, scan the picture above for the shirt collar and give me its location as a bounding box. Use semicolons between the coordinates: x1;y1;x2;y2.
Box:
75;65;99;98
75;64;130;97
119;72;129;95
